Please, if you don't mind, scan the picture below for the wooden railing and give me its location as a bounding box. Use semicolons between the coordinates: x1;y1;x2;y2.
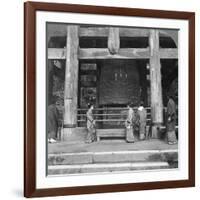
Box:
77;107;150;128
77;107;178;129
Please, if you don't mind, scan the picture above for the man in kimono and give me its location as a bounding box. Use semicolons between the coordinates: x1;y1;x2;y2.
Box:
166;95;177;145
125;103;135;142
47;97;61;143
85;104;96;143
137;101;147;140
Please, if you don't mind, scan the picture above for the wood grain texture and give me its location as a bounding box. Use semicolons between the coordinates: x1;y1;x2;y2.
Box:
108;27;120;54
79;48;150;59
48;48;178;59
47;26;177;38
149;29;163;124
64;25;79;126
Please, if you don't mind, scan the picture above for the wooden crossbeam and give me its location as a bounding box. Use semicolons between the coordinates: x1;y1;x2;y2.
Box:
47;24;67;41
47;24;151;38
48;47;178;59
80;27;150;37
79;48;150;59
79;27;109;37
119;28;149;37
48;48;66;59
159;48;178;59
47;24;177;39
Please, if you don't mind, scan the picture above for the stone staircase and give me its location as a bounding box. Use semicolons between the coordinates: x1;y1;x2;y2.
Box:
48;149;178;175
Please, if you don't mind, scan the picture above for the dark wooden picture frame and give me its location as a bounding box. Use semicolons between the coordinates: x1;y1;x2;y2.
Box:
24;1;195;197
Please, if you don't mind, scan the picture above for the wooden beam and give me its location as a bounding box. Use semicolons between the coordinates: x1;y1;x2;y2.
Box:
48;48;178;59
47;25;178;45
119;28;149;37
80;27;150;37
48;48;66;59
159;48;178;59
149;29;163;137
47;26;150;38
79;27;109;37
47;23;67;38
78;48;150;59
63;25;79;139
48;48;150;59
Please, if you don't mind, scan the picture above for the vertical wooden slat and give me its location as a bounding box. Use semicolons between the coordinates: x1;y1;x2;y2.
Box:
149;29;163;138
108;27;120;54
63;25;79;139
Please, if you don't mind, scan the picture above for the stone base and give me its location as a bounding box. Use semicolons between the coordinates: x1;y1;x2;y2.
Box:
62;127;87;142
151;125;162;139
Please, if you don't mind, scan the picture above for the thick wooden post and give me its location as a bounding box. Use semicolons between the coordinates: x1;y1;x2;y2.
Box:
108;27;120;55
47;60;54;105
149;29;163;138
63;25;79;140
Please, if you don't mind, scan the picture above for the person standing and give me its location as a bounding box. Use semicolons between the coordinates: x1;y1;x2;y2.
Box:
137;101;147;140
85;104;96;143
125;104;135;142
47;97;60;143
166;95;177;145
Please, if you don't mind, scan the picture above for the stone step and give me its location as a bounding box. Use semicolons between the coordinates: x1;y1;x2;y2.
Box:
48;161;170;175
48;149;178;165
96;128;126;141
97;128;125;135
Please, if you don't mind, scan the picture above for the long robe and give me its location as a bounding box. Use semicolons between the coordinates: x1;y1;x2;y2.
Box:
137;107;147;140
86;109;96;143
125;108;135;142
166;98;177;144
47;104;59;139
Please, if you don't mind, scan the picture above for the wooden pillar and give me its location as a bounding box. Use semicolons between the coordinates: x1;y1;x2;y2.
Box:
47;60;54;105
63;25;79;140
149;29;163;138
108;27;120;54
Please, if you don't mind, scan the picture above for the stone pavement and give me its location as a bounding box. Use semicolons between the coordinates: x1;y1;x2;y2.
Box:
48;139;178;154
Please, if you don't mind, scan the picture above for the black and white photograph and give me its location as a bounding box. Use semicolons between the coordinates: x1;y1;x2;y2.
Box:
47;23;179;176
22;1;195;197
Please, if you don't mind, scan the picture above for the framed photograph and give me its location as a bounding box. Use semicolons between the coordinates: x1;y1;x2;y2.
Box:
24;1;195;197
